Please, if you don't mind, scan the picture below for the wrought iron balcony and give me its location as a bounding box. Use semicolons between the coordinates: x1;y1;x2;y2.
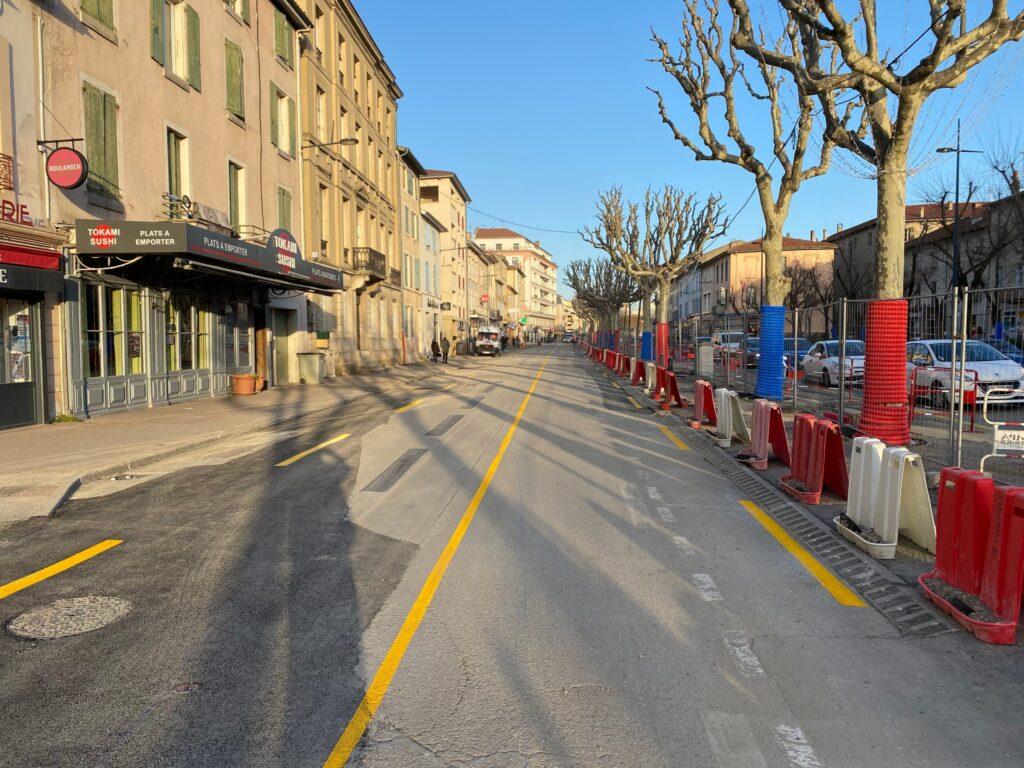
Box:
352;247;387;279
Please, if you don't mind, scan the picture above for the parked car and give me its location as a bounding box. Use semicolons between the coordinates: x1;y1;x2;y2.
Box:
744;337;760;367
562;333;575;344
907;339;1024;405
986;338;1024;365
783;337;813;370
802;340;866;387
711;331;746;350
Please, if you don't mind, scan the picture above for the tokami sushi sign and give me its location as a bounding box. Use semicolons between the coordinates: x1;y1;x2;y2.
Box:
75;220;342;291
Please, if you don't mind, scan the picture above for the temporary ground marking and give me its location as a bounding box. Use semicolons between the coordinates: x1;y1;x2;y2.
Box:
394;398;425;413
693;573;723;602
657;507;676;524
276;433;351;467
646;487;664;502
611;381;622;390
738;500;866;608
0;539;122;601
321;351;552;768
620;483;644;528
658;425;690;451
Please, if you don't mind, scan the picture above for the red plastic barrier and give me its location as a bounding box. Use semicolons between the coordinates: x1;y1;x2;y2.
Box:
631;359;646;387
860;300;910;445
653;366;668;402
661;371;689;410
618;354;631;377
780;415;848;504
738;399;792;470
921;482;1024;644
690;379;717;428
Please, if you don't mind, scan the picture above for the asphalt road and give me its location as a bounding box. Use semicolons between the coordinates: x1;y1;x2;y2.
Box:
2;345;1024;767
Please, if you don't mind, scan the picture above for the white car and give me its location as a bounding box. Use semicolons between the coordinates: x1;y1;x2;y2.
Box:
907;339;1024;405
802;340;866;388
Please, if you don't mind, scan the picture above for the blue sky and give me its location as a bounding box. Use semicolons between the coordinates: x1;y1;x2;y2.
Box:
359;1;1024;295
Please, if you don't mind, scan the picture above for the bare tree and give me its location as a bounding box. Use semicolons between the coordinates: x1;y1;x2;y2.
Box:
582;185;728;361
729;0;1024;298
564;258;643;331
650;0;844;306
833;239;872;299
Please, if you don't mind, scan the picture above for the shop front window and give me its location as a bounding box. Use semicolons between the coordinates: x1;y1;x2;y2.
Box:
2;298;33;384
222;300;251;369
237;302;250;367
179;302;194;370
165;299;179;372
83;286;144;379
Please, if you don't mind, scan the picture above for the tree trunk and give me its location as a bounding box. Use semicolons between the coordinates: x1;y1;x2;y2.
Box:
657;278;671;324
762;221;788;306
874;157;909;298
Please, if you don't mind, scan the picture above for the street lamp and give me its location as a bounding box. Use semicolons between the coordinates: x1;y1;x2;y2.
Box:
301;137;359;151
936;119;982;293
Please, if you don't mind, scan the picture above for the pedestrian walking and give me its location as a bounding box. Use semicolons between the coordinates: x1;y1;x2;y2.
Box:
440;336;450;364
430;338;442;363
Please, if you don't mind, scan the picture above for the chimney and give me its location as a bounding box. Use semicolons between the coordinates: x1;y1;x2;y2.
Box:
837;223;844;232
809;229;817;242
919;206;925;217
822;227;829;239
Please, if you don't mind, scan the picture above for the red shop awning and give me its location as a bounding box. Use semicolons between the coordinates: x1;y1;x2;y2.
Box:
0;243;61;271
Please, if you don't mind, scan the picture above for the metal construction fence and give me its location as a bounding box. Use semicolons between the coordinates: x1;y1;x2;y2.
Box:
645;286;1024;486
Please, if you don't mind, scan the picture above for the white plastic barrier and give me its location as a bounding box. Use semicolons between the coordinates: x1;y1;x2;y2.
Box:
697;344;714;376
835;440;935;558
644;362;657;394
712;388;750;448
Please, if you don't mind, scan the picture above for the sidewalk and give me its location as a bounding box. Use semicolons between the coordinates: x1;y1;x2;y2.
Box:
0;358;475;524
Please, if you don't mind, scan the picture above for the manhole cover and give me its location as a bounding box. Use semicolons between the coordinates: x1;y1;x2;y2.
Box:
7;596;132;639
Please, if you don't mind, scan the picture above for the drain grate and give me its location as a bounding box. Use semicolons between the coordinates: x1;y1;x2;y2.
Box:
676;427;954;639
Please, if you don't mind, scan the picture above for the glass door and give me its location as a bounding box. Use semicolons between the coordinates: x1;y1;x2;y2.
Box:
0;296;39;429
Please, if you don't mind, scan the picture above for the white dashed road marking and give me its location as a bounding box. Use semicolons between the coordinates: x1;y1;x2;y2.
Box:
693;574;723;602
723;634;765;679
775;724;822;768
673;535;695;555
657;507;676;523
646;486;664;502
620;483;644;528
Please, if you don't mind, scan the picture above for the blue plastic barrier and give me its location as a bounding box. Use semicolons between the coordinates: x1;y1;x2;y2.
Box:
755;305;785;400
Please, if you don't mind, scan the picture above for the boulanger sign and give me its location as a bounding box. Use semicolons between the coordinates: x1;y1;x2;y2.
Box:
45;148;89;190
75;220;342;291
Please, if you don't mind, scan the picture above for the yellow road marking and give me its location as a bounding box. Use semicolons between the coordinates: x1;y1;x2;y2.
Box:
322;351;552;767
276;433;351;468
394;398;425;413
659;425;690;451
0;539;122;601
738;500;866;607
611;381;622;390
627;396;644;409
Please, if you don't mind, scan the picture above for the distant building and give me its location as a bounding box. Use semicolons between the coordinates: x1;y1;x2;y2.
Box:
473;227;558;340
420;170;471;343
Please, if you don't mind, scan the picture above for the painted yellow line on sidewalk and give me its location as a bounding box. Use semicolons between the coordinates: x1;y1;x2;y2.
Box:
659;425;690;451
276;433;351;468
627;396;644;409
394;398;425;413
0;539;122;601
611;381;622;390
738;500;866;607
321;351;553;767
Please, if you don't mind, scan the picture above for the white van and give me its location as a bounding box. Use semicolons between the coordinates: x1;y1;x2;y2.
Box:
475;325;503;357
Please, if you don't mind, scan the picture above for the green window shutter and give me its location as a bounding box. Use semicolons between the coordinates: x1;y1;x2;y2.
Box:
82;0;99;20
150;0;164;64
83;83;104;194
274;11;285;60
269;83;279;146
225;41;243;118
186;6;201;91
103;92;120;198
98;0;114;28
287;97;296;157
278;188;291;230
240;0;250;24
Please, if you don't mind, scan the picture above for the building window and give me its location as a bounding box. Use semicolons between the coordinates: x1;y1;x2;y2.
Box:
353;56;361;104
414;257;421;290
83;286;144;378
157;2;200;89
82;0;115;32
274;9;294;67
225;39;245;119
277;187;292;230
496;243;502;251
227;161;244;230
313;6;325;60
269;83;296;156
318;183;329;253
166;128;188;198
226;0;250;24
337;33;346;85
316;86;327;141
83;82;120;201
